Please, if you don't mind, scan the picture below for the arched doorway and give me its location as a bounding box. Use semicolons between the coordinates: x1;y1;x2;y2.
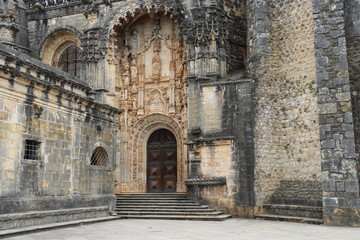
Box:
147;129;177;193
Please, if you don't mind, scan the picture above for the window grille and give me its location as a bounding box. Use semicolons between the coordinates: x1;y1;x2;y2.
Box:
90;147;109;166
57;45;81;77
24;140;41;160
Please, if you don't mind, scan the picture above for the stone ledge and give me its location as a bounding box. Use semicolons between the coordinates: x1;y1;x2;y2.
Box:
0;206;110;231
200;78;254;87
0;206;108;222
0;216;122;239
185;177;226;186
0;44;123;117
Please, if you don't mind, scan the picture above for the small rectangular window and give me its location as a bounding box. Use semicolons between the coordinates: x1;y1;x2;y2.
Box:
24;140;41;160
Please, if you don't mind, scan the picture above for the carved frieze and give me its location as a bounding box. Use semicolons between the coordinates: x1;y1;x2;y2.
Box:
115;13;187;120
111;11;188;193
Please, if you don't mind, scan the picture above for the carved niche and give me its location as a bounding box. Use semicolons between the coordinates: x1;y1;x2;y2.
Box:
112;12;188;193
115;13;187;124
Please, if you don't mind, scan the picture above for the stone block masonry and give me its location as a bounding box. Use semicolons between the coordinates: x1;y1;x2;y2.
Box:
187;77;255;217
0;44;121;229
313;0;360;226
3;0;360;228
249;0;322;208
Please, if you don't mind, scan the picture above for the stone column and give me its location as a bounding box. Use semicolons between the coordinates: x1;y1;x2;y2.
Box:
0;0;19;45
313;0;360;226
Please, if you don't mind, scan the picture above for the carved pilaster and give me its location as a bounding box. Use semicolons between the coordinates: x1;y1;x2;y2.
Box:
81;28;106;63
0;6;19;44
80;27;107;90
181;1;229;78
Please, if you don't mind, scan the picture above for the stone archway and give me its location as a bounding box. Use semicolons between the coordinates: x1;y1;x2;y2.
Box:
39;29;82;66
120;113;187;193
147;129;177;193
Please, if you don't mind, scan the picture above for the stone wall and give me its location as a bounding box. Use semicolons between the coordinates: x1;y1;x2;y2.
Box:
0;0;29;53
223;0;247;72
0;44;120;215
249;0;322;207
311;0;360;226
187;77;255;217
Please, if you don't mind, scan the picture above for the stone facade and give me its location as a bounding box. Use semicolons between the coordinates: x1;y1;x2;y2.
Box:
2;0;360;229
0;44;120;228
249;0;322;208
187;77;255;217
315;0;360;226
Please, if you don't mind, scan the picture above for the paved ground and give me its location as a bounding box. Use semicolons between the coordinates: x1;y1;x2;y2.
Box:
6;218;360;240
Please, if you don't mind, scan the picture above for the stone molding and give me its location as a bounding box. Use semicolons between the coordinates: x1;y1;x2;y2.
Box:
0;44;122;119
125;113;187;193
185;177;227;186
38;27;83;61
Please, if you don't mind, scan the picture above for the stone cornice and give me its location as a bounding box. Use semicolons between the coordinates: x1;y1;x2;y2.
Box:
26;1;86;21
0;43;90;89
185;177;227;186
0;43;123;117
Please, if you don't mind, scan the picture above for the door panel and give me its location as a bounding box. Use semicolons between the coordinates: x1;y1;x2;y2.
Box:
147;129;177;193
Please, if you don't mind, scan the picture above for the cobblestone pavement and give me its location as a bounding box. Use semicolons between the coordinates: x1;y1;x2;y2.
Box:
7;218;360;240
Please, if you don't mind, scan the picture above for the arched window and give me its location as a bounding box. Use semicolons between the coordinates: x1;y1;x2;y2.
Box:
57;45;81;77
90;147;109;166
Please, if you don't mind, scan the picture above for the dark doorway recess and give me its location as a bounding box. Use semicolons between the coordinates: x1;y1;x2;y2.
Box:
147;129;177;193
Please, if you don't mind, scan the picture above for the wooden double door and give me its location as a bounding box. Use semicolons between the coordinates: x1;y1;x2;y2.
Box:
147;129;177;193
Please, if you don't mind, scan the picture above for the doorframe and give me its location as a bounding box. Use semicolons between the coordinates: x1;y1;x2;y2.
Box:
146;128;178;193
129;113;187;193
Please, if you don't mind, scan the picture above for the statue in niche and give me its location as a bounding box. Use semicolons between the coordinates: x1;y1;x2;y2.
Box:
175;47;184;79
131;83;138;93
131;30;139;52
123;63;130;88
152;19;162;82
122;46;130;88
152;54;161;81
152;18;161;53
154;37;161;53
130;58;138;82
175;90;182;107
132;98;137;110
138;64;145;82
127;113;133;127
148;90;164;112
160;86;169;102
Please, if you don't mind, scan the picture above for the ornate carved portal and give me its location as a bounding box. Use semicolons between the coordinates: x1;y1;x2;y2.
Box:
110;12;188;193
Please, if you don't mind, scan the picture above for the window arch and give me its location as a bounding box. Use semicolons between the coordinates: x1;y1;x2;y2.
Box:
90;147;109;166
58;45;81;76
39;29;82;76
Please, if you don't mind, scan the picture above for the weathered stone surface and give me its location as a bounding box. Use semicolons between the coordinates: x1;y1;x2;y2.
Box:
250;0;322;208
0;43;119;229
2;0;360;229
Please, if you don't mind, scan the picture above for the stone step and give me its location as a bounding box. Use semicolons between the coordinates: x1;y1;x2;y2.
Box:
115;194;230;221
116;200;196;205
1;206;110;231
263;204;323;219
116;202;201;206
116;198;193;203
254;214;323;225
116;205;210;209
116;211;223;216
0;216;122;238
115;207;214;212
116;197;190;201
119;214;232;221
116;194;187;199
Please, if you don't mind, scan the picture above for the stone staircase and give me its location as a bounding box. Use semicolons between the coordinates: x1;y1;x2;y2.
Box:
254;181;324;225
254;204;323;224
115;194;231;221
